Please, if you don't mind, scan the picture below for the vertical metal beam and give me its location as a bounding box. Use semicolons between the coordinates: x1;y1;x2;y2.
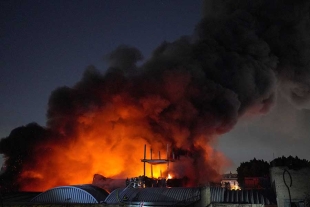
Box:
143;144;146;177
151;148;153;178
166;144;169;177
158;150;161;178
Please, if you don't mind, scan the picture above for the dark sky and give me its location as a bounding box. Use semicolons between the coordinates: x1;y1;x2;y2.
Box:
1;0;310;172
0;0;201;135
0;0;201;165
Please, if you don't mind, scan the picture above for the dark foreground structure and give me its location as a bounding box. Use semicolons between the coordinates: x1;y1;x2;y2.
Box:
1;167;309;207
1;185;272;207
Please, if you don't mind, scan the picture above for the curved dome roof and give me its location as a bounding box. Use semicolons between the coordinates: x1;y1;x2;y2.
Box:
210;187;275;204
105;187;201;205
31;184;109;204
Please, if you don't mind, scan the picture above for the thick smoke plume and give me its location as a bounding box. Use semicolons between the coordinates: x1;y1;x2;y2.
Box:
1;0;310;191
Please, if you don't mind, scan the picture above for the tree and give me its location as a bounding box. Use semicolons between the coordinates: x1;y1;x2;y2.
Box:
237;158;270;189
271;156;310;170
237;156;310;190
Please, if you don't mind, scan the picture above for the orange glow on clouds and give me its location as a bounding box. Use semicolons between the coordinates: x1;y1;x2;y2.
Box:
17;70;231;191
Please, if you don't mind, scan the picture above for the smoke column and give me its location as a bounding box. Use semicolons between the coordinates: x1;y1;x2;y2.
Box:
1;0;310;191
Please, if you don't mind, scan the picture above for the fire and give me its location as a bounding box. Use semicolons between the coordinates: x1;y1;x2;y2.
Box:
149;166;164;178
2;0;308;193
9;68;230;191
168;173;172;179
17;114;227;191
20;118;169;190
232;185;241;190
17;108;226;191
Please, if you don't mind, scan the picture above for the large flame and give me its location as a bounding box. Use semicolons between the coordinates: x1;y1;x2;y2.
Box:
16;71;229;191
4;0;306;191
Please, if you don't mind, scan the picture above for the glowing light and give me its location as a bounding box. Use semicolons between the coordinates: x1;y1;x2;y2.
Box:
16;70;230;191
233;185;241;190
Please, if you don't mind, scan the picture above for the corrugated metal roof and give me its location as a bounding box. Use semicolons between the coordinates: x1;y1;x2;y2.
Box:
211;187;225;203
31;184;109;204
210;187;275;204
105;187;201;206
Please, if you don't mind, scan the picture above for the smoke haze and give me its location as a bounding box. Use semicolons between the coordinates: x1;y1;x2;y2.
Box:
1;0;310;191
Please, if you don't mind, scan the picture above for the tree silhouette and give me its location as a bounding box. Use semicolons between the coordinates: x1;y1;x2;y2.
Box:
271;156;310;170
237;158;270;189
237;156;310;189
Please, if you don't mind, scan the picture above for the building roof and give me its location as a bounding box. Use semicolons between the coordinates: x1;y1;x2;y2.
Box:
31;184;109;204
222;173;238;179
105;187;201;206
210;187;275;205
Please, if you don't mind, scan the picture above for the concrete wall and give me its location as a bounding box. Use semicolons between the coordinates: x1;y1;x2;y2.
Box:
194;186;211;207
270;167;310;207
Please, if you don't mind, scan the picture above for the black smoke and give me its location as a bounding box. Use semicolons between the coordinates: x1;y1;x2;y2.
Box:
1;0;310;191
203;0;310;109
0;123;49;191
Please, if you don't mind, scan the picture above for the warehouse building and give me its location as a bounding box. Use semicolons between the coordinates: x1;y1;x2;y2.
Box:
2;167;310;207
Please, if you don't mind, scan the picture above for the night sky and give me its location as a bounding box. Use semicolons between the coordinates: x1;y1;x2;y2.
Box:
1;0;310;173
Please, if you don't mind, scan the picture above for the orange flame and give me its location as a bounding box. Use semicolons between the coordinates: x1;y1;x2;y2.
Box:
168;173;172;179
17;71;230;191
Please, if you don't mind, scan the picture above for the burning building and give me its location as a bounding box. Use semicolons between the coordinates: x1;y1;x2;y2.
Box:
221;172;240;190
1;0;310;193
